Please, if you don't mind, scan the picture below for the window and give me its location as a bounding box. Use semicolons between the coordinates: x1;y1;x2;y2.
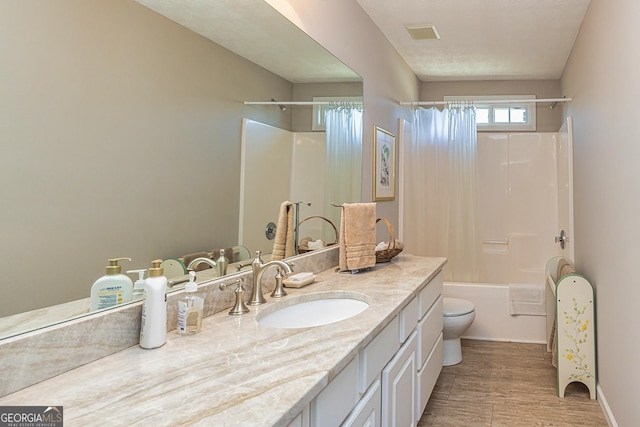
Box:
444;95;536;131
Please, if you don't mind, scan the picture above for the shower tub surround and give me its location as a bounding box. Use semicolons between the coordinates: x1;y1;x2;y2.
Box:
0;252;445;426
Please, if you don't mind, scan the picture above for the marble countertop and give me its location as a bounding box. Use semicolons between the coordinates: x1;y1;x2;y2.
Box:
0;254;445;426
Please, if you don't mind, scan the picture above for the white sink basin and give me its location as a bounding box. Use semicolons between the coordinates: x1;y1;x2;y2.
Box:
257;292;369;329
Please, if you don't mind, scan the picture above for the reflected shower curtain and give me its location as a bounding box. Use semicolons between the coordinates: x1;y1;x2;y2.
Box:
323;105;363;236
404;106;479;282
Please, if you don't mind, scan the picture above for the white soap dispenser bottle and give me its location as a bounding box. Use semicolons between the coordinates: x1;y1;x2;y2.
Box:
127;269;146;298
139;259;167;349
177;270;204;335
90;257;133;312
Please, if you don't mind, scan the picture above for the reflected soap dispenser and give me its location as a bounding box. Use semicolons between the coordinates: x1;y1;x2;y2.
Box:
90;257;133;312
127;269;146;298
178;270;204;335
139;259;167;349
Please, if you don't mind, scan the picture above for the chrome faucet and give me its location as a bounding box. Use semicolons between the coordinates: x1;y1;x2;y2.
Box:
186;257;217;271
248;250;293;305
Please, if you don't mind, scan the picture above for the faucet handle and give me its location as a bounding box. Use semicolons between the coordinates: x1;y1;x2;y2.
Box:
235;262;251;272
252;250;263;264
219;278;250;315
271;268;288;299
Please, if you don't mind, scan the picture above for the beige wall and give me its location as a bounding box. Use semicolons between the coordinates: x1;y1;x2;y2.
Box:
422;80;564;132
0;0;293;316
561;1;640;425
266;0;421;236
1;0;408;317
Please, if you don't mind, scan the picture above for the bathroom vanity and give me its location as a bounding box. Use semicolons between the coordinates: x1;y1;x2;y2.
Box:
0;254;445;426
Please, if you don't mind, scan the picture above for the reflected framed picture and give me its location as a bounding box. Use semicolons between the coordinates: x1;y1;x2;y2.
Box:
373;125;396;201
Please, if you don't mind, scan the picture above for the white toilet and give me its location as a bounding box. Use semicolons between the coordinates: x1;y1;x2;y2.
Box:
442;297;476;366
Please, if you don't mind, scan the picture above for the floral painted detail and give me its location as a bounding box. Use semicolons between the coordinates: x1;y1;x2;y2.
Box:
562;297;594;381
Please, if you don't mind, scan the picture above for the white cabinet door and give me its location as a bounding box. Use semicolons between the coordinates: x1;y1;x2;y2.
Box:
311;357;359;427
417;334;443;420
342;379;382;427
287;406;310;427
381;330;418;427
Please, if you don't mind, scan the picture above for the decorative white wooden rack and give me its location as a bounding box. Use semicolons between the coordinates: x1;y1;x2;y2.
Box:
545;256;597;399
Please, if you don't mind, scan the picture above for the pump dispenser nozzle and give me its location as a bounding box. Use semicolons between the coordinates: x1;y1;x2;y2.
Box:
148;259;164;277
105;257;131;275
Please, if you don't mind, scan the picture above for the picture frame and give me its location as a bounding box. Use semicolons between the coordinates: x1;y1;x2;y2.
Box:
373;125;396;201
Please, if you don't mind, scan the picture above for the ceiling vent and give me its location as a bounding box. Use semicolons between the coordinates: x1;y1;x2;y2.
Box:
406;24;440;40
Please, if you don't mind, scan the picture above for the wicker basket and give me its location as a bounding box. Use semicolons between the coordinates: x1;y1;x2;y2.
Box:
375;217;403;263
297;216;338;253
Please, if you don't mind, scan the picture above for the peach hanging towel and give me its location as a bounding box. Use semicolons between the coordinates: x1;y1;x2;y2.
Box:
339;202;376;271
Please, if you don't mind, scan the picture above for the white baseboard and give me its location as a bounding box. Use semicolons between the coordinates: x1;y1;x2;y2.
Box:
597;384;618;427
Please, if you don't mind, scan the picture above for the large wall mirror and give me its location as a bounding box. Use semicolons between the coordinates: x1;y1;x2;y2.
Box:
0;0;362;339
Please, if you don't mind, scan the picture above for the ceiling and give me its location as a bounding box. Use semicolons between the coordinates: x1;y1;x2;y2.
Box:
355;0;591;81
135;0;361;83
137;0;591;83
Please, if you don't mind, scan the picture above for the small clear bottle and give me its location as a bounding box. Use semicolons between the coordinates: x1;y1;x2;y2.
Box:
216;249;229;276
177;271;204;335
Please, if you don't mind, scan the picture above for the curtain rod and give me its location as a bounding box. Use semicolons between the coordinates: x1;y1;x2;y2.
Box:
399;97;571;106
244;101;363;106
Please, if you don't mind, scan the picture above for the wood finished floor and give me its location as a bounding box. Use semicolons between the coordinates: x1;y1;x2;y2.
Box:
418;339;608;427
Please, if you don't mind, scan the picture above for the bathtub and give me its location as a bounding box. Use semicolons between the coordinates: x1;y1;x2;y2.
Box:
443;282;547;344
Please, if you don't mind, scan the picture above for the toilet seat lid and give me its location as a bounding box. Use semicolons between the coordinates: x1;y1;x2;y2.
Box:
443;298;475;316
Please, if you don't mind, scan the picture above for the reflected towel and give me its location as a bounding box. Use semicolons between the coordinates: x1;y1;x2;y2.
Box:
339;203;376;271
272;201;295;260
508;283;545;316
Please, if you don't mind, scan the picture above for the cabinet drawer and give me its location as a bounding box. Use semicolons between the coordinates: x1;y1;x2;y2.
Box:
399;296;419;343
419;270;443;318
359;316;399;393
287;413;302;427
341;379;381;427
418;295;443;367
287;408;309;427
311;357;359;427
417;333;443;420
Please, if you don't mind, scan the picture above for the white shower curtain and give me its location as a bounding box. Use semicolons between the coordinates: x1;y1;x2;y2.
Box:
404;105;479;282
323;105;363;237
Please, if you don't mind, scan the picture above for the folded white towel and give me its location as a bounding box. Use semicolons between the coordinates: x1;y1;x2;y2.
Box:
508;283;545;316
375;241;388;251
307;239;324;250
